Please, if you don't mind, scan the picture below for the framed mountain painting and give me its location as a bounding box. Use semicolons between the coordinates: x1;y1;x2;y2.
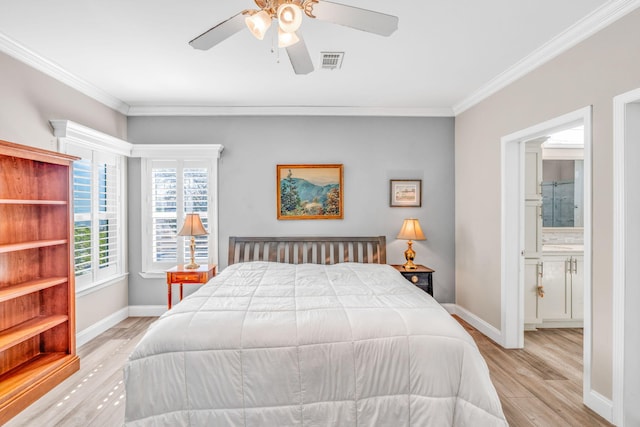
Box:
277;164;343;220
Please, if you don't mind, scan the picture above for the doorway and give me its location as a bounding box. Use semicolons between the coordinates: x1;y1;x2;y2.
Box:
500;106;594;410
523;129;585;331
612;88;640;426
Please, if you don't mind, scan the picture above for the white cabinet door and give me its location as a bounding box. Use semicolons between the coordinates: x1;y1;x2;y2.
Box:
539;256;571;320
524;259;542;324
525;141;543;201
524;201;542;258
571;255;584;320
524;140;543;258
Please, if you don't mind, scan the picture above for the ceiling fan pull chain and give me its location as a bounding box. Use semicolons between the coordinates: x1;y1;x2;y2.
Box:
270;23;275;53
277;38;281;63
269;24;281;63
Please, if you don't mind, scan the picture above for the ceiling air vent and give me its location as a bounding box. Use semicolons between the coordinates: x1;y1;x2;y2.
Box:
320;52;344;70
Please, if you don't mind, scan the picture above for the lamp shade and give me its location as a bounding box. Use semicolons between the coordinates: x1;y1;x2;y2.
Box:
278;28;300;48
177;213;208;237
245;10;272;40
397;218;426;241
277;4;302;33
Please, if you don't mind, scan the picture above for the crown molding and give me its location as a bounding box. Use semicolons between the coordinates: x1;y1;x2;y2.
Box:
50;120;225;158
7;1;637;120
126;105;454;117
50;119;133;157
453;0;640;116
0;32;130;115
0;30;451;118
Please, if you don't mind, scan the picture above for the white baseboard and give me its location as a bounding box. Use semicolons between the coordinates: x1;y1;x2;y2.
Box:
442;303;504;345
441;303;457;315
585;390;614;424
533;320;584;329
128;305;167;317
76;307;129;348
76;305;164;349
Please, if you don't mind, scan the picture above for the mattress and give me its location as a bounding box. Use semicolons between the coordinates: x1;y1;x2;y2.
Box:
124;262;507;426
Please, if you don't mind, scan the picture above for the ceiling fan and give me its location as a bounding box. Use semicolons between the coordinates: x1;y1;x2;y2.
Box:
189;0;399;75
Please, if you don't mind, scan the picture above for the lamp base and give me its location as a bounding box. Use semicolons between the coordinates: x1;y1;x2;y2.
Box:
184;262;200;270
402;261;418;271
185;236;199;269
402;240;418;271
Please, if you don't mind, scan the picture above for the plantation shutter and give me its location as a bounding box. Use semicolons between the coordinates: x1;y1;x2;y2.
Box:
95;152;119;279
183;164;209;262
148;159;210;268
73;158;92;279
151;162;178;263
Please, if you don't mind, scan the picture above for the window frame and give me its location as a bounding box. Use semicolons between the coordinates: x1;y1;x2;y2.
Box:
54;120;130;294
134;145;222;276
69;148;122;289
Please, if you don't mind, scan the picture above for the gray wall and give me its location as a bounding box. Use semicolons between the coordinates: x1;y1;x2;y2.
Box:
127;116;455;306
0;52;126;151
0;51;129;334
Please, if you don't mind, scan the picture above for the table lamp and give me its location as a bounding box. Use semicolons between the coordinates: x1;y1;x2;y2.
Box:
177;213;208;269
397;218;426;270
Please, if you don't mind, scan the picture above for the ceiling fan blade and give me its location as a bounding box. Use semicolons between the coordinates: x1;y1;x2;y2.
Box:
309;1;398;36
285;35;314;75
189;12;247;50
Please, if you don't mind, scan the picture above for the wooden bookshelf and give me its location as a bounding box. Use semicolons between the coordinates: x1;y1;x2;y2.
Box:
0;140;80;424
0;200;68;205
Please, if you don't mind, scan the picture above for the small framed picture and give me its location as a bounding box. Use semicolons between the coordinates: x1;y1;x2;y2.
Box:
390;179;422;207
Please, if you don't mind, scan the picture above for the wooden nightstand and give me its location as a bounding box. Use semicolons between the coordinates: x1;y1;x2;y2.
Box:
166;264;216;309
391;264;435;296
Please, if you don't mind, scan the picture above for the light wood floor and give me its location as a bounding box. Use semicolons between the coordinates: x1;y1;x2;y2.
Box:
457;317;613;427
5;317;156;427
6;316;613;426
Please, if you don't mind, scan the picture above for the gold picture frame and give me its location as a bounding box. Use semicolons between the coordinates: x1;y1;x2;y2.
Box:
277;164;344;220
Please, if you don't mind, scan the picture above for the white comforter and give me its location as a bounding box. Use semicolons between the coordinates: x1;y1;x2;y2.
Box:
124;262;507;426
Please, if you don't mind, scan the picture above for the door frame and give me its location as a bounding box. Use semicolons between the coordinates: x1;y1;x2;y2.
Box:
612;87;640;426
500;106;595;409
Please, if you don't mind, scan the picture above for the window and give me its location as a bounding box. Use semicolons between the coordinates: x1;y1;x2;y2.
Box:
135;145;222;274
69;148;124;290
53;120;130;294
147;160;210;268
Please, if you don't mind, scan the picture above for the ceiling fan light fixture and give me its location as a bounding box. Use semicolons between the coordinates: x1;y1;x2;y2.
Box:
278;28;300;48
189;1;399;75
277;3;303;33
245;10;272;40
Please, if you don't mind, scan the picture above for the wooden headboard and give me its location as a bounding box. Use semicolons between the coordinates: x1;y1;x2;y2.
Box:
228;236;387;265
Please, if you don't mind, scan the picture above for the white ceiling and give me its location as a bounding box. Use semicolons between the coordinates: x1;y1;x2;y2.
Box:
0;0;628;116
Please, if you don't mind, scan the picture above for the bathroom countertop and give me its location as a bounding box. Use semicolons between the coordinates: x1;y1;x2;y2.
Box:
542;244;584;254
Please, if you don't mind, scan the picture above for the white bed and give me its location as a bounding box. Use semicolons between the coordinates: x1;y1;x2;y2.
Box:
124;237;506;426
